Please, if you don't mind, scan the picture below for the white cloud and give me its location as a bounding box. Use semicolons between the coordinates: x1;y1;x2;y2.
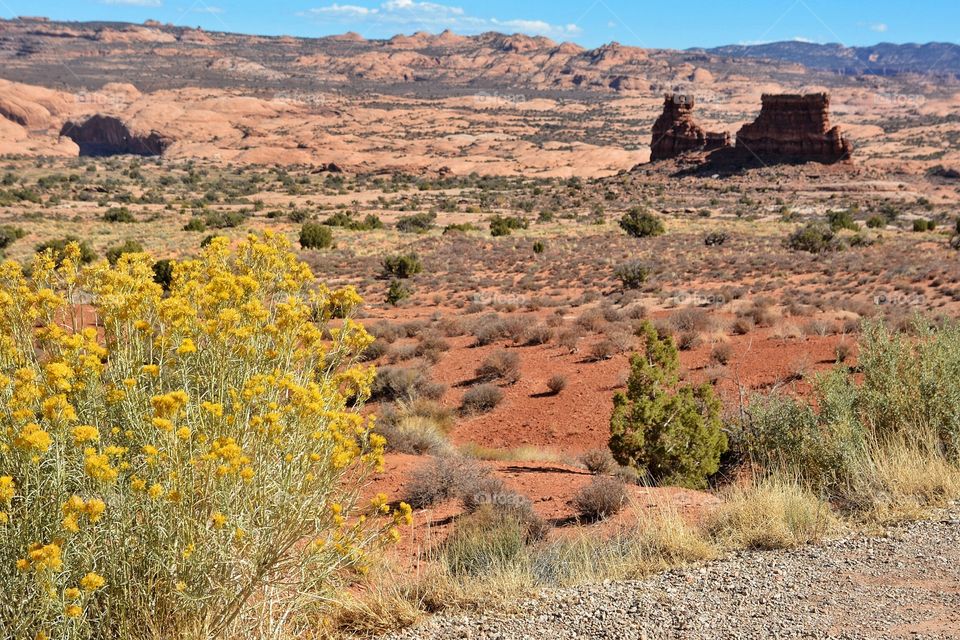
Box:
100;0;162;6
856;21;889;34
301;0;581;38
313;3;380;17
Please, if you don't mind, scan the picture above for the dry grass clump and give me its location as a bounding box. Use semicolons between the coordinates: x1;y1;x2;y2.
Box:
545;374;567;395
573;476;629;521
376;399;456;455
705;478;836;550
460;384;505;414
580;449;616;475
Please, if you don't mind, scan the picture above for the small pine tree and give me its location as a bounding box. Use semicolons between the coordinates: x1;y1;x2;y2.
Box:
299;222;334;250
385;279;411;305
609;321;727;489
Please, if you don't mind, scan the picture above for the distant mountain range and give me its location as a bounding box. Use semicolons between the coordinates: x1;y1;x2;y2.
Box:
0;17;958;97
703;41;960;77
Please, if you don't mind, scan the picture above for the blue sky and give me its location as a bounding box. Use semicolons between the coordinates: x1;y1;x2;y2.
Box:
1;0;957;49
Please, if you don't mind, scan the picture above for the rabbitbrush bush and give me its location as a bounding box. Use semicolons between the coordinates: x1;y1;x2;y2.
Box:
0;233;411;639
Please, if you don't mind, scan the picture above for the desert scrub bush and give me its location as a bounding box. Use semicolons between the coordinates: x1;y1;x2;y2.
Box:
35;237;97;266
609;322;727;489
545;374;567;396
371;366;443;403
404;456;492;509
395;212;436;234
703;231;728;246
618;208;665;238
105;240;144;266
580;449;616;475
0;225;25;251
474;350;521;385
299;222;334;250
385;279;412;306
0;233;409;638
183;217;207;232
733;319;960;509
786;222;839;254
381;253;422;279
489;215;529;237
461;384;504;414
102;207;135;224
613;260;649;290
826;209;858;232
573;476;628;521
376;400;454;455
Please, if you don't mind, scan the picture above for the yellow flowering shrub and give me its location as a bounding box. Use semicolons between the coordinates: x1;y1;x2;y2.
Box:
0;233;408;638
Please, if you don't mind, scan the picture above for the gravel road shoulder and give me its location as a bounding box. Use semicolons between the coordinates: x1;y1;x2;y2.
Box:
382;506;960;639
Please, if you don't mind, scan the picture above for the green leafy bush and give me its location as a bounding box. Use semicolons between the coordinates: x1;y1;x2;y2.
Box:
395;212;436;234
786;222;838;254
324;211;383;230
826;209;858;232
609;321;726;488
385;279;411;305
105;240;144;265
0;225;25;250
35;236;97;265
102;207;136;223
732;320;960;500
183;217;207;232
618;208;665;238
443;222;478;234
381;253;423;279
299;222;334;250
152;258;174;291
489;215;529;237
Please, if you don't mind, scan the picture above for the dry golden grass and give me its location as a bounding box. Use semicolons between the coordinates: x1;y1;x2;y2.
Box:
705;477;837;550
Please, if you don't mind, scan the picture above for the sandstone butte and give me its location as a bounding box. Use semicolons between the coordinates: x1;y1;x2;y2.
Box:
650;92;853;165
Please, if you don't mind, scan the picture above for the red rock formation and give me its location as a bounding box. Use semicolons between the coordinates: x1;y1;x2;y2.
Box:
650;94;731;161
59;114;173;157
735;93;852;163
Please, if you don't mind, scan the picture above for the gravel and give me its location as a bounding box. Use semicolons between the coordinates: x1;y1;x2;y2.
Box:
381;506;960;639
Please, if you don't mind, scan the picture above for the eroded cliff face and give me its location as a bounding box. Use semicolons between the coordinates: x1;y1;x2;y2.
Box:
59;115;172;157
650;95;731;161
735;93;852;163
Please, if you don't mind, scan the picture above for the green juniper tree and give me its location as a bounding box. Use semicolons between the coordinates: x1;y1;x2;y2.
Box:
609;321;726;489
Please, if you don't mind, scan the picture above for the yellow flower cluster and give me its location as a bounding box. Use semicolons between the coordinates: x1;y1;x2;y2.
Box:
1;232;396;636
62;495;106;532
21;542;62;573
